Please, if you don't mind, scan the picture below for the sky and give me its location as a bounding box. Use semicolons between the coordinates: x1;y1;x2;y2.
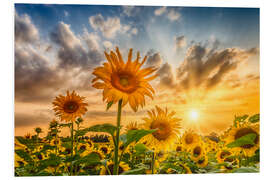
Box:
14;4;260;137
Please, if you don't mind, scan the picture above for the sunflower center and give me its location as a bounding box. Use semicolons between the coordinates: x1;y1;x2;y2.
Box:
193;146;202;157
220;151;231;159
101;147;108;154
185;134;194;144
176;146;182;152
111;72;138;93
79;145;86;151
63;101;79;113
234;128;259;149
150;121;171;141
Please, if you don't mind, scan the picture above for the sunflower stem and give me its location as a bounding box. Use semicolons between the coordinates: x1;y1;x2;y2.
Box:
113;99;123;175
151;151;155;174
70;121;74;175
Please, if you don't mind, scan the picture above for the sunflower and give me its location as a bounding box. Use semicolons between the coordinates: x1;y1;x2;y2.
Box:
14;153;27;168
24;133;31;139
221;156;239;171
125;121;140;132
156;150;168;162
100;161;130;175
196;155;208;168
77;143;92;157
225;123;259;157
141;106;181;151
52;90;88;122
190;143;205;161
99;145;111;155
91;149;105;160
92;47;158;112
180;164;192;174
181;130;200;151
216;148;233;163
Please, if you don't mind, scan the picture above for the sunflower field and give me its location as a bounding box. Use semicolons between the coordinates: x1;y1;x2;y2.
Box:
14;48;260;176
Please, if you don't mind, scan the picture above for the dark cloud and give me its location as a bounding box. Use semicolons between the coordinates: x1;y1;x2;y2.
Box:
146;50;163;67
15;12;39;44
15;46;67;102
50;22;103;70
176;43;259;91
157;62;176;88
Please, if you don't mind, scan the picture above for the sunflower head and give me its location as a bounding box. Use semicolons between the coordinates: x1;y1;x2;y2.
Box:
125;121;140;132
216;148;233;163
52;90;88;122
141;106;181;151
225;123;259;156
196;155;208;168
92;47;158;112
181;130;200;150
191;143;205;161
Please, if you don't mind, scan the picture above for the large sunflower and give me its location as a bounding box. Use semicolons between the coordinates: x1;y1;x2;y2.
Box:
225;123;259;157
141;106;181;151
52;90;88;122
92;47;157;112
190;143;205;162
181;130;200;151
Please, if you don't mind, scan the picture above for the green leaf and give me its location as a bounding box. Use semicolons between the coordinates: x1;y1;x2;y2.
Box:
74;152;101;165
124;129;156;147
232;167;259;173
106;101;114;111
249;114;260;123
121;167;147;175
227;133;256;148
120;134;127;144
134;143;148;155
87;123;117;137
15;149;33;163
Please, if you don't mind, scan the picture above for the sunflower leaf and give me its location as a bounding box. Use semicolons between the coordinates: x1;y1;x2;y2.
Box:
106;101;114;111
87;123;117;137
15;149;33;163
74;152;101;165
134;143;148;155
124;129;156;147
249;114;260;123
120;167;147;175
226;133;257;148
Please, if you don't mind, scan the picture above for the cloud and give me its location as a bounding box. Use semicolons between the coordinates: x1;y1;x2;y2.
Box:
15;112;51;127
146;50;163;67
50;22;103;69
89;14;122;39
154;7;167;16
157;62;176;88
131;28;138;35
103;40;113;49
176;43;259;91
15;12;39;44
122;6;140;17
167;9;181;21
175;35;187;50
64;10;69;17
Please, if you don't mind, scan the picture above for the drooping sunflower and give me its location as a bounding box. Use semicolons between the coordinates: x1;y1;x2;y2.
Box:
92;47;158;112
225;123;259;157
52;90;88;122
181;130;200;151
141;106;181;151
100;161;130;175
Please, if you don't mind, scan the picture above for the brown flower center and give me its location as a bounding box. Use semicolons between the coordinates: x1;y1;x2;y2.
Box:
176;146;182;152
63;101;79;113
150;120;171;141
101;147;108;154
220;151;231;159
234;128;259;149
193;146;202;157
111;72;138;93
79;145;86;151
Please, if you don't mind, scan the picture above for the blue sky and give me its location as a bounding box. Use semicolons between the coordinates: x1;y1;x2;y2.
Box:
14;4;260;135
15;4;259;65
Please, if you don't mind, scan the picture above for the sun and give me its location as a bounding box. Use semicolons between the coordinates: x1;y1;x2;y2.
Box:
189;109;199;122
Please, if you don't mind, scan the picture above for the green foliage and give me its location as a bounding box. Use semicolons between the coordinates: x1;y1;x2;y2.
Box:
124;129;156;147
134;143;148;155
233;114;249;127
249;114;260;123
121;167;147;175
15;149;33;163
227;133;256;148
232;167;259;173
